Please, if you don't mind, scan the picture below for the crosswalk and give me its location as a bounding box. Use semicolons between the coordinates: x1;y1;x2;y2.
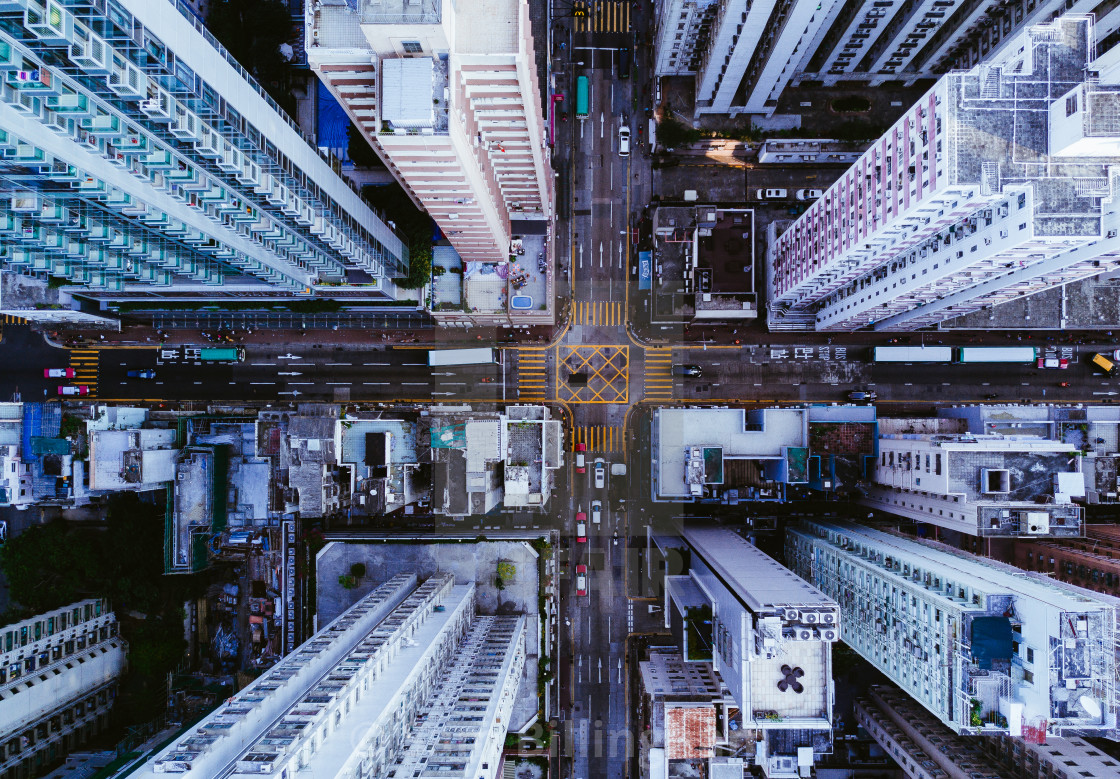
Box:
643;348;674;400
571;425;621;453
68;349;99;395
573;301;623;327
516;351;548;400
573;1;630;33
1;315;27;324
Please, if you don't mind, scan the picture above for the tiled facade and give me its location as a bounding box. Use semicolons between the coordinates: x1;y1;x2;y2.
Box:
0;0;408;313
307;0;552;266
768;16;1120;332
0;599;126;779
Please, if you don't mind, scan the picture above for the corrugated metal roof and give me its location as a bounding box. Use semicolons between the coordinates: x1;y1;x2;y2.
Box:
381;58;435;129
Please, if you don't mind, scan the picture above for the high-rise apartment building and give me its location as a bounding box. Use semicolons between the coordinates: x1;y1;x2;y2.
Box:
768;16;1120;331
0;599;126;778
652;0;845;117
856;682;1120;779
787;519;1120;737
662;527;839;776
866;416;1084;538
135;573;526;779
0;0;409;317
796;0;1120;87
306;0;552;265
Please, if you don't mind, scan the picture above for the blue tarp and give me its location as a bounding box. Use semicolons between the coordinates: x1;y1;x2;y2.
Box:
638;251;652;290
971;616;1013;669
317;80;350;157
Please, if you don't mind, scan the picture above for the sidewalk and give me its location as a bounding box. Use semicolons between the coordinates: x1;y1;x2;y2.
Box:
53;322;555;350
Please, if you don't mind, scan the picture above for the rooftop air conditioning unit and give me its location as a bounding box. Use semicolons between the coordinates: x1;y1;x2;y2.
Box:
797;629;813;641
784;608;800;621
821;629;838;641
803;612;818;624
821;612;836;624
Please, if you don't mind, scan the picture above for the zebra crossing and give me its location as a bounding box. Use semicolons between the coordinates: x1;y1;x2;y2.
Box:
573;1;630;33
643;348;674;400
68;349;99;395
571;425;621;453
573;301;623;327
517;351;548;400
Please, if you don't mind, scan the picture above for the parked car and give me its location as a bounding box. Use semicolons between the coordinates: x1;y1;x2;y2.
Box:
594;458;606;489
57;385;88;396
618;46;630;79
575;564;588;596
796;188;823;201
1036;358;1068;370
127;369;157;379
575;442;587;473
576;511;587;543
0;520;7;543
43;368;74;378
848;390;877;401
673;364;703;377
591;500;602;525
756;188;788;200
618;126;630;157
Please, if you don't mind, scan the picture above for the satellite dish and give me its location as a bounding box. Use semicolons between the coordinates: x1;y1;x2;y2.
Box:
1080;695;1103;719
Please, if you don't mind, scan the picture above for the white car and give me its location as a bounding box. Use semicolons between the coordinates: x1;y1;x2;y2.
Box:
594;459;606;489
796;188;823;201
756;188;788;199
618;126;630;157
591;500;602;525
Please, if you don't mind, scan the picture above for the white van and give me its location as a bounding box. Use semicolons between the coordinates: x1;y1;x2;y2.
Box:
756;188;788;199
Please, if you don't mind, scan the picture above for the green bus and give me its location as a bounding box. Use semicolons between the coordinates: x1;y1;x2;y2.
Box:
199;347;246;363
576;75;589;119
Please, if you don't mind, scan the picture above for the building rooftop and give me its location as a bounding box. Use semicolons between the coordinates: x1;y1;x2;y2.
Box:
88;429;176;492
683;527;835;612
655;408;806;498
640;650;723;700
456;0;520;55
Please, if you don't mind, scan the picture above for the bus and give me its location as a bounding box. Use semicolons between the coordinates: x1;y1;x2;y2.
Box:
428;348;498;367
199;347;246;363
873;346;953;363
575;75;589;119
955;346;1038;363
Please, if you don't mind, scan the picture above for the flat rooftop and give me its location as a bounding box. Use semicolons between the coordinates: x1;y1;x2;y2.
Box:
683;527;835;612
655;408;805;498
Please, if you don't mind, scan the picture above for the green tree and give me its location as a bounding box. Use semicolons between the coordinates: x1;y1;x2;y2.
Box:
655;118;702;149
349;562;366;579
361;184;435;289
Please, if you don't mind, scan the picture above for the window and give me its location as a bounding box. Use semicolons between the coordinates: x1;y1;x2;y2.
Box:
1066;93;1078;116
402;41;423;53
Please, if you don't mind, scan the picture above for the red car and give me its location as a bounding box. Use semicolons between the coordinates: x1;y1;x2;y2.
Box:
575;442;587;473
57;385;89;396
575;564;588;596
576;511;587;543
44;368;74;378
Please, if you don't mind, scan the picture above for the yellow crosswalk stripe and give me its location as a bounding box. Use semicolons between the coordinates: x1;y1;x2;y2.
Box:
575;301;622;326
572;425;621;452
2;315;27;324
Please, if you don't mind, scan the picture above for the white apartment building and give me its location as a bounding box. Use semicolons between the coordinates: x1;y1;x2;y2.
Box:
307;0;552;266
666;527;838;776
0;0;408;311
768;15;1120;332
787;520;1120;737
856;682;1120;779
867;418;1084;538
0;599;127;778
137;573;525;779
653;0;845;116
